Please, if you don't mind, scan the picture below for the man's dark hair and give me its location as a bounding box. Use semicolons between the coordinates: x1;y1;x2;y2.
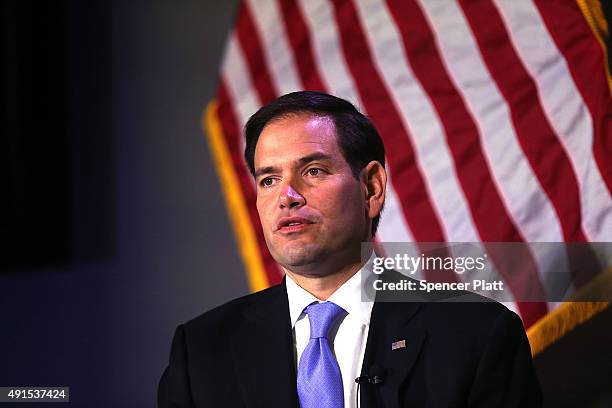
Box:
244;91;386;235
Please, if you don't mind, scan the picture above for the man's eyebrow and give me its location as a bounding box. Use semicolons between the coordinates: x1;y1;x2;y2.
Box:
297;152;334;166
254;153;334;179
254;165;280;179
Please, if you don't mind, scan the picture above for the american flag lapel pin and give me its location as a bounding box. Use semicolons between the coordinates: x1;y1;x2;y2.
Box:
391;339;406;351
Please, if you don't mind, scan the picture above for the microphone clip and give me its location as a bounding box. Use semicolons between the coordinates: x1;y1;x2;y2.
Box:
354;375;384;385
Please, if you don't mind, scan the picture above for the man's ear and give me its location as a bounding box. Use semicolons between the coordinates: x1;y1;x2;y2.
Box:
361;161;387;219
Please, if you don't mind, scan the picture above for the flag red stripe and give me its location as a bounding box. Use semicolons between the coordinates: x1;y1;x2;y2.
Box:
514;301;549;329
460;0;589;244
329;0;459;284
461;0;600;290
387;0;526;243
277;0;327;91
534;0;612;195
217;80;283;284
330;0;445;243
236;2;278;104
386;0;548;325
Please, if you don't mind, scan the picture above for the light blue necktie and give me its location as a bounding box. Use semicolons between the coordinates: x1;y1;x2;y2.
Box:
297;301;347;408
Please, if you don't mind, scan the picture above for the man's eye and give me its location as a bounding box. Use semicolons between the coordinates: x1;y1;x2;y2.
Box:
307;168;322;176
260;177;275;187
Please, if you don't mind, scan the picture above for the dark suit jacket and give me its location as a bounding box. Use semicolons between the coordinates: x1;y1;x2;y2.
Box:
158;275;542;407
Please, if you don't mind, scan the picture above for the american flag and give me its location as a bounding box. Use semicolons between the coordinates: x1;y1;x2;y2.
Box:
204;0;611;353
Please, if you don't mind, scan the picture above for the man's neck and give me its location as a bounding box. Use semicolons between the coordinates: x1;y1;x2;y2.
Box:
284;260;363;300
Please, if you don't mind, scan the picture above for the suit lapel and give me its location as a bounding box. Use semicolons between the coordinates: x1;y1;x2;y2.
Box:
229;281;300;408
360;272;428;408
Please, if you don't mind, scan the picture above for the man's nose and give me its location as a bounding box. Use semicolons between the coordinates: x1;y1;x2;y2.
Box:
279;183;305;209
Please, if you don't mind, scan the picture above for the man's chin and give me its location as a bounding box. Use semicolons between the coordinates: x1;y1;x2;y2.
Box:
271;245;325;270
277;255;320;269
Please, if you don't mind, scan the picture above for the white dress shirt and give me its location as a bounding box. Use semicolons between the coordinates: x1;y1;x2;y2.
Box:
286;256;375;408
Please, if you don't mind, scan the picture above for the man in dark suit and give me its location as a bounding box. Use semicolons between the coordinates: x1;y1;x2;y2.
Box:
159;91;541;407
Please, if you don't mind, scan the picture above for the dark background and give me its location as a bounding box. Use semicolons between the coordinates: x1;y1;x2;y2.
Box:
1;1;244;406
1;1;611;407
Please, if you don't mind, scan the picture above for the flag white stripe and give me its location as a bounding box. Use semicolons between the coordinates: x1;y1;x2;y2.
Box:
351;0;513;300
355;0;480;244
222;32;261;128
355;0;513;299
377;172;423;280
377;171;416;243
297;0;414;246
297;0;362;107
247;0;303;94
418;0;564;244
419;0;567;296
221;33;260;179
494;0;612;241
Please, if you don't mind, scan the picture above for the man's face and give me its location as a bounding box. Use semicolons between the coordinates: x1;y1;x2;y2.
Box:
254;113;369;276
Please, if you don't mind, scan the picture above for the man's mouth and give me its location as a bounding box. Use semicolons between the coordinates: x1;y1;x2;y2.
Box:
276;217;314;233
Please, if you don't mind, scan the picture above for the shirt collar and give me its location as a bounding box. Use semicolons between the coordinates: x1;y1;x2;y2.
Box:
285;252;376;328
